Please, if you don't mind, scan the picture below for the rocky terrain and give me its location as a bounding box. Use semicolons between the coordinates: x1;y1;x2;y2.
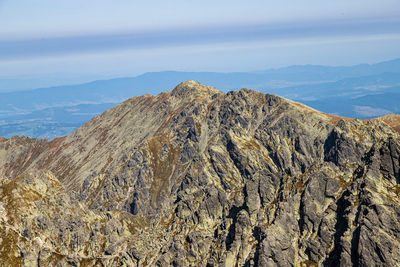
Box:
0;80;399;266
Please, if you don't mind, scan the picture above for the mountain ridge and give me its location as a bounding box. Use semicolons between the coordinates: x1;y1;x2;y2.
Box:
0;81;400;266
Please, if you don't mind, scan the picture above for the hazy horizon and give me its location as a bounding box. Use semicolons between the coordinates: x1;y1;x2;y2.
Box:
0;57;398;94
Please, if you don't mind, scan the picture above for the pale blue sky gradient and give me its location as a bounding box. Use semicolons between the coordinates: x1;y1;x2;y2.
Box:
0;0;399;80
1;0;399;39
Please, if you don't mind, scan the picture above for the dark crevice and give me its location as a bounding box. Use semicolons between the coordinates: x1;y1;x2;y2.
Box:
252;226;266;267
298;191;307;235
323;190;352;266
361;145;375;166
350;226;361;267
388;138;400;184
324;130;338;164
225;205;243;251
350;191;364;267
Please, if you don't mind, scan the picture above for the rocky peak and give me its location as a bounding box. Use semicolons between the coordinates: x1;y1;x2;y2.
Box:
171;80;222;100
0;82;399;266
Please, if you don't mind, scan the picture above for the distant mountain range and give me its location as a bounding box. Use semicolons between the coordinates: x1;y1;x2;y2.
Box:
0;58;399;139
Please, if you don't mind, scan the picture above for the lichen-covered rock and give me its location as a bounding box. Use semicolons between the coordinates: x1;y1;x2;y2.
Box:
0;81;400;266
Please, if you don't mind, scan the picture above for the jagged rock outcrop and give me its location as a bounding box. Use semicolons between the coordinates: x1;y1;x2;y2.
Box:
0;80;400;266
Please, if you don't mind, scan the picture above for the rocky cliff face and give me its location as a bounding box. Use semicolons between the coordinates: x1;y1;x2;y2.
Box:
0;81;400;266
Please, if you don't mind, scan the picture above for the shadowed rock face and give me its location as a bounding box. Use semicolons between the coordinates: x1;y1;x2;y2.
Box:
0;80;399;266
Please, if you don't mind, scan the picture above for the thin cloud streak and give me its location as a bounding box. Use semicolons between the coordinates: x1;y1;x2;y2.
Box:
1;32;398;79
1;17;399;61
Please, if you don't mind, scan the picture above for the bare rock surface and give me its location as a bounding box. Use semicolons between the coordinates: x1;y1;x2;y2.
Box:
0;81;399;266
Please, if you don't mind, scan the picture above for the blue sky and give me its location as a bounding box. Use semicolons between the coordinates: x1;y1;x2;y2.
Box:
0;0;399;80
